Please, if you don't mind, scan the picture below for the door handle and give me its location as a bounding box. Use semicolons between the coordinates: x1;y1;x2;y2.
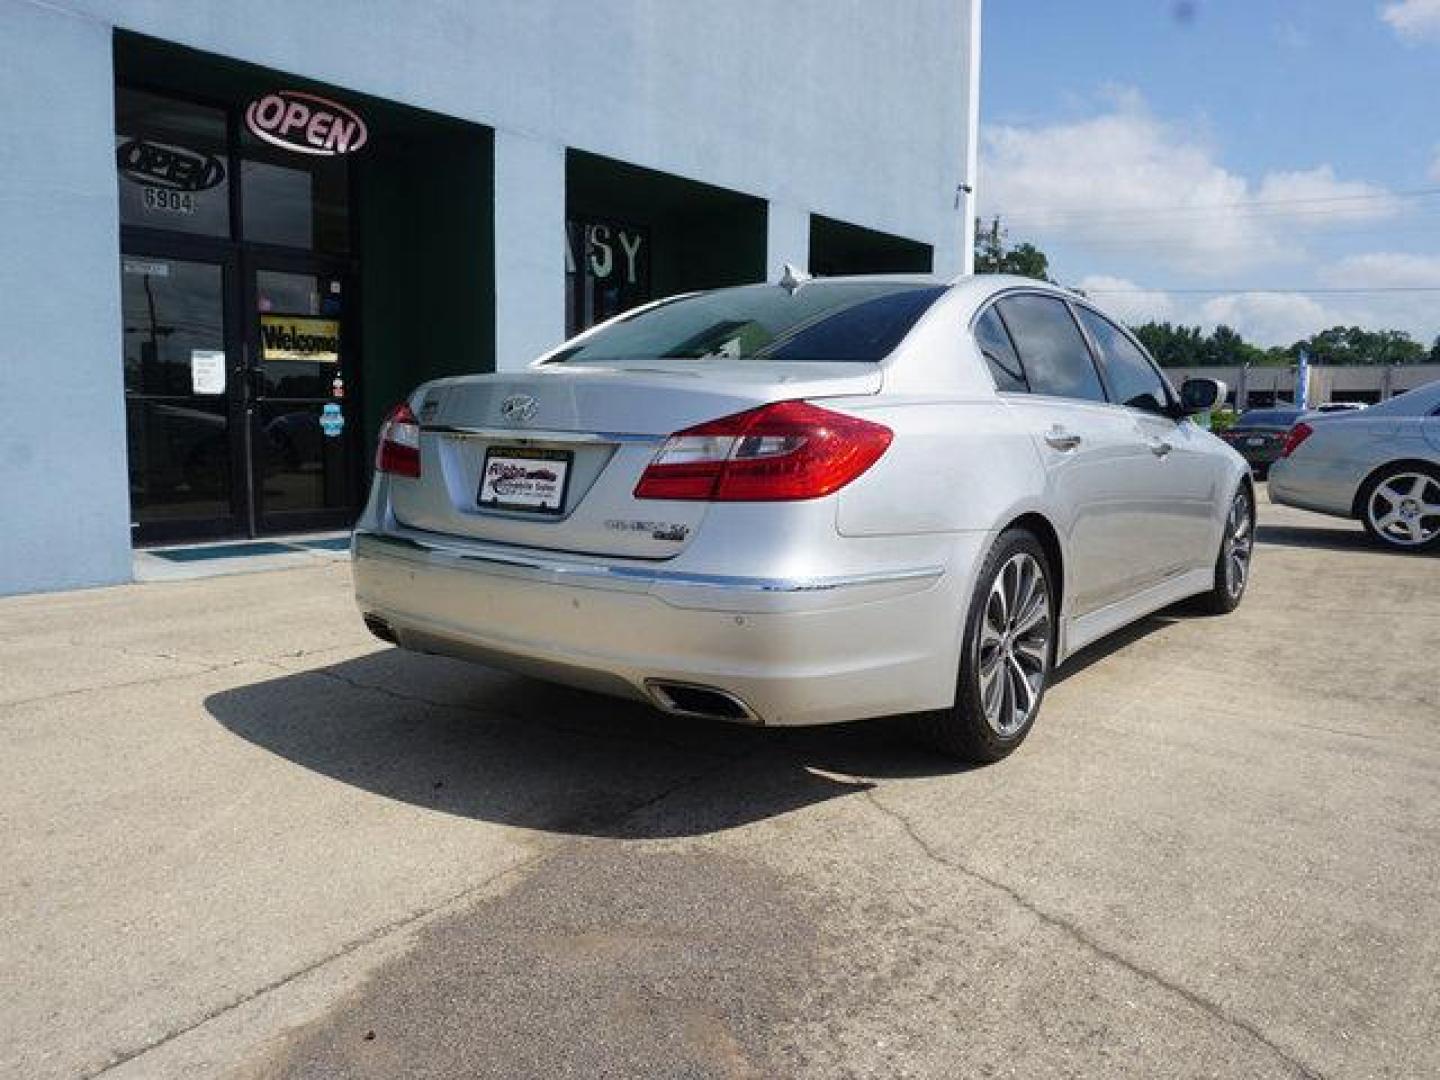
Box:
1044;427;1082;452
1147;437;1173;457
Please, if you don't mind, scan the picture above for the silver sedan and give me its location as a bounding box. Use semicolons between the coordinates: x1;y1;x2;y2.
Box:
1269;379;1440;552
352;274;1252;761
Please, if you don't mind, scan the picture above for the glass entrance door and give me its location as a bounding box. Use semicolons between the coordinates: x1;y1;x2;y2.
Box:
120;250;361;543
121;252;245;543
247;260;360;534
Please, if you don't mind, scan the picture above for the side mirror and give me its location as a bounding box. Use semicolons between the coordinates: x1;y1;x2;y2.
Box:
1178;377;1226;415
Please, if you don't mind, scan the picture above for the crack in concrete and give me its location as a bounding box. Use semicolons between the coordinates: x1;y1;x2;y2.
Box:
82;732;763;1078
79;849;554;1080
0;646;365;713
860;788;1325;1080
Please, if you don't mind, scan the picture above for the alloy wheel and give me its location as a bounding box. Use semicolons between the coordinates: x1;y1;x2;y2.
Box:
1367;471;1440;548
1225;488;1254;597
976;552;1051;737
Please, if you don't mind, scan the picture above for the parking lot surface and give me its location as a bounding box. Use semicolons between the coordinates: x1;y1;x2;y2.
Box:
2;491;1436;1079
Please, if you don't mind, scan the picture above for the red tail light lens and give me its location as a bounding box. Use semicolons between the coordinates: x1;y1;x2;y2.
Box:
634;400;892;501
1280;422;1314;459
375;402;421;478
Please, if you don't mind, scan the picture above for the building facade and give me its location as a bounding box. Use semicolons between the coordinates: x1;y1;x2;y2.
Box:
1167;364;1440;409
0;0;981;595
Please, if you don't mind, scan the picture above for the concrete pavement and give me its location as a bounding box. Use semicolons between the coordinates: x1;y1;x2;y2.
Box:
1;492;1436;1078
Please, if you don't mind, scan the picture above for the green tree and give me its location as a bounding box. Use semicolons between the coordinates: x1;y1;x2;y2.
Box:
1282;326;1426;366
974;217;1052;281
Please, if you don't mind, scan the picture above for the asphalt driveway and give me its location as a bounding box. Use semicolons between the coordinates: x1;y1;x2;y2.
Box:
1;490;1436;1078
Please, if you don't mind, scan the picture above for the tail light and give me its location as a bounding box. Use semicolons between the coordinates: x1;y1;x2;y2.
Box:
634;400;892;501
1280;422;1314;459
375;402;421;478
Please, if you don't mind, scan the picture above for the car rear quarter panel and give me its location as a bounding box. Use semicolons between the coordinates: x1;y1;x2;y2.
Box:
834;398;1043;537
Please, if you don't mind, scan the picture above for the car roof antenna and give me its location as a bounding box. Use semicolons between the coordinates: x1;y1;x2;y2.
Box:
778;263;812;295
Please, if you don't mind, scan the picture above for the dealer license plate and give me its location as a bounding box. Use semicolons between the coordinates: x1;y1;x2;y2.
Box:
477;446;572;515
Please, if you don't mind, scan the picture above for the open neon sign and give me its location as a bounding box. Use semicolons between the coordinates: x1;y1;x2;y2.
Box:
245;91;368;157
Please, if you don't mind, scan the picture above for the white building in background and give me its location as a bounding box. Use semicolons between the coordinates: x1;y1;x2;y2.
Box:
0;0;982;595
1167;364;1440;409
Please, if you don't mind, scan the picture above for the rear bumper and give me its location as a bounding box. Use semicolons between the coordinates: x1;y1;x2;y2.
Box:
352;528;978;726
1268;457;1359;518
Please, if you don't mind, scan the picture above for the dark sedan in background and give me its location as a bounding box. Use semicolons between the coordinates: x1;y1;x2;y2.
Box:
1217;407;1308;476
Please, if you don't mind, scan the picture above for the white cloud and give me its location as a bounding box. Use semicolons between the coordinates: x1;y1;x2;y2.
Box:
1078;279;1339;346
1075;275;1176;324
1381;0;1440;43
1079;255;1440;346
1198;292;1333;345
1323;251;1440;288
979;91;1399;276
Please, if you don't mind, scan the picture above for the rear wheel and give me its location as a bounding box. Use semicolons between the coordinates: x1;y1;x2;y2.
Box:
1359;465;1440;552
915;528;1054;763
1193;483;1254;615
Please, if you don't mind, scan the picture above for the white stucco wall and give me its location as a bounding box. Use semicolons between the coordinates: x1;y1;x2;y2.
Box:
0;0;977;593
0;1;133;594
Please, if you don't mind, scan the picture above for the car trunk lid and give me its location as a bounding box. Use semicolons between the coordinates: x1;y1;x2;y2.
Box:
387;360;882;558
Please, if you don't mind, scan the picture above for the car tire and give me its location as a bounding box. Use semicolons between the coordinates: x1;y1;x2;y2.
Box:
1193;482;1255;615
914;528;1054;763
1358;463;1440;553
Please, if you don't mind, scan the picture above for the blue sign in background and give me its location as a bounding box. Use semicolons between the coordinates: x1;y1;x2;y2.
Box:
320;402;345;438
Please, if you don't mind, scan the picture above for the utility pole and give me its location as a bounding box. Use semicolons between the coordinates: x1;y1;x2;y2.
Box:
959;0;983;277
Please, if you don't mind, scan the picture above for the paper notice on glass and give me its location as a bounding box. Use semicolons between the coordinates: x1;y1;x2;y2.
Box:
190;350;226;395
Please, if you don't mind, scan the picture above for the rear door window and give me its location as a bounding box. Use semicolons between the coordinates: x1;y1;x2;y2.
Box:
1075;307;1170;414
994;294;1107;403
974;307;1028;392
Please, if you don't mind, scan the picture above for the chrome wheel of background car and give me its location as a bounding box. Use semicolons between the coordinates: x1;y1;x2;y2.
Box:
1224;487;1254;597
1366;471;1440;548
976;552;1051;738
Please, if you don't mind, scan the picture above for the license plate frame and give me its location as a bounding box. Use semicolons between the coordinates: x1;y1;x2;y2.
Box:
477;445;573;516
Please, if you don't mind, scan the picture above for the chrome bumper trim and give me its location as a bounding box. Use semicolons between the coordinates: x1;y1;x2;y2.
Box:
422;424;661;444
353;529;944;594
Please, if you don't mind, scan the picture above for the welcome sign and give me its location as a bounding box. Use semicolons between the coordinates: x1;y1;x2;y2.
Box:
260;315;340;362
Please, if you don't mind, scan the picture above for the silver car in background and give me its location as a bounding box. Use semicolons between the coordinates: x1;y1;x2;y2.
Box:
1269;379;1440;552
353;274;1251;761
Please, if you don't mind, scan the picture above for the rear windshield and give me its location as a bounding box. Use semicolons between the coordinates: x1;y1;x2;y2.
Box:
1238;409;1303;426
546;282;947;365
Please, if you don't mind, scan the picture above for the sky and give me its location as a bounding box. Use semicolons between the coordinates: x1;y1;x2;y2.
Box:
977;0;1440;347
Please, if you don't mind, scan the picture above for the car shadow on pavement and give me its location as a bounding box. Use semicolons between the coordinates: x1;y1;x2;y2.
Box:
1256;521;1439;555
1256;522;1374;552
1052;612;1178;684
205;649;977;840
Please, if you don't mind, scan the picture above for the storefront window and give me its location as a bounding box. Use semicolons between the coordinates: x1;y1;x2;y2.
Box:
566;218;650;337
241;145;349;252
116;89;231;238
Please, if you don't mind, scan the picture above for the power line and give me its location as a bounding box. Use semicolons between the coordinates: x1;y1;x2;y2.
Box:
986;185;1440;223
1083;286;1440;295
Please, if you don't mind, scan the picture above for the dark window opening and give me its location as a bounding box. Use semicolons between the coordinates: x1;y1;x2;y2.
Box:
809;215;933;277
